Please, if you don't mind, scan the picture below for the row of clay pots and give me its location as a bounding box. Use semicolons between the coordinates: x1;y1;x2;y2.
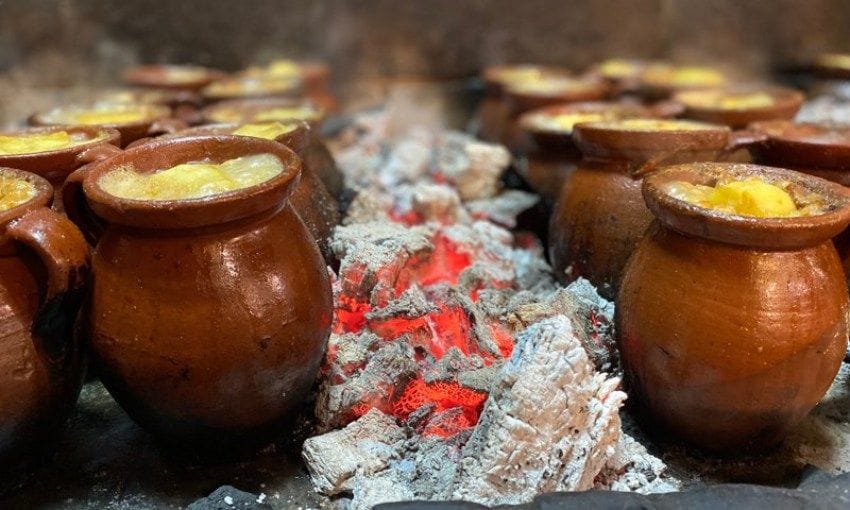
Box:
0;134;335;461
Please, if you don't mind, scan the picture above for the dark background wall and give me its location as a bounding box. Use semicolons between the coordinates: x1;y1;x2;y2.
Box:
1;0;849;121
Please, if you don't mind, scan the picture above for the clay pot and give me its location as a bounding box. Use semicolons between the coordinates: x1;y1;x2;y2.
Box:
125;122;340;262
674;86;804;129
30;104;184;147
63;135;333;445
0;125;122;210
201;74;303;104
298;61;337;113
200;98;343;197
812;53;850;80
619;162;850;452
638;64;728;100
587;59;662;96
0;168;88;461
122;64;226;92
549;119;758;299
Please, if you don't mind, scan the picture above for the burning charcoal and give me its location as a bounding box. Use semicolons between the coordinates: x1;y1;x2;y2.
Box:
594;433;679;494
465;190;539;228
325;331;383;377
379;138;433;188
302;408;408;496
437;133;511;200
411;183;469;224
350;468;415;510
449;317;626;505
366;286;439;322
422;347;486;384
316;339;418;429
457;365;501;393
343;187;394;225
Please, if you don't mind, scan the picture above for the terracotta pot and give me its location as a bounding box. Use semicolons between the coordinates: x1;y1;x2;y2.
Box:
201;74;303;103
549;119;756;299
503;75;609;151
199;98;342;194
473;64;571;144
298;61;337;113
95;88;205;126
518;101;674;203
812;53;850;80
638;64;728;100
0;168;88;461
618;162;850;452
587;59;662;96
0;125;121;210
62;135;333;445
30;104;184;147
125;122;340;262
122;64;226;92
674;86;804;129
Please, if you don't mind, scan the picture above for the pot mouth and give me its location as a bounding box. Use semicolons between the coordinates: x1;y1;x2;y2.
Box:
31;103;171;130
750;120;850;169
0;167;53;228
639;64;728;91
813;53;850;79
159;121;310;153
590;58;661;81
482;64;571;89
0;125;121;159
674;86;804;115
505;75;608;101
201;98;323;126
122;64;225;90
519;101;651;138
643;162;850;249
82;135;301;230
201;74;303;100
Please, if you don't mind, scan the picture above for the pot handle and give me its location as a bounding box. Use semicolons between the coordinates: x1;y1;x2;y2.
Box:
61;164;105;245
723;129;769;154
6;208;89;362
629;152;678;179
74;143;123;166
147;117;187;136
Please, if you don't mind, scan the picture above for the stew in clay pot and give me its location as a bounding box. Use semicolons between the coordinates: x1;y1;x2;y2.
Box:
63;135;333;445
0;168;88;462
549;118;755;299
618;162;850;452
674;86;804;129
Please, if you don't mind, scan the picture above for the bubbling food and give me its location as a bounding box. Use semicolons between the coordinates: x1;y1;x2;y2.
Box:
0;130;106;155
664;177;824;218
231;122;298;140
98;153;284;201
0;175;38;211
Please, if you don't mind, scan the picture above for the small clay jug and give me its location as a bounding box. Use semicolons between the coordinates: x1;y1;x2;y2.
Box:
619;162;850;452
674;86;804;129
0;168;88;462
122;64;226;92
63;135;333;446
126;122;340;263
200;98;344;198
549;118;756;299
30;104;184;147
0;125;122;210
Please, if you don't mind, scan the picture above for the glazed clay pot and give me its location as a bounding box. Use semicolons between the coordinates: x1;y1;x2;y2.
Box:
63;136;333;445
0;125;121;210
674;86;804;129
122;64;226;92
127;122;340;263
0;168;88;461
618;162;850;452
30;104;184;147
549;119;754;299
200;98;344;198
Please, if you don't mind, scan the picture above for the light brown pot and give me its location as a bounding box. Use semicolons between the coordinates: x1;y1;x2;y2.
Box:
63;136;333;445
122;64;226;92
548;119;757;299
0;168;88;461
0;126;121;210
618;162;850;452
674;86;804;129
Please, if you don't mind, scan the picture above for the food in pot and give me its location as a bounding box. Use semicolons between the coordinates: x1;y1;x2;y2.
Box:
203;76;299;98
0;130;108;155
592;118;718;131
815;53;850;71
677;90;775;110
596;59;644;80
0;174;38;210
664;177;824;217
526;111;614;132
207;103;320;124
40;104;165;126
507;76;599;96
232;121;298;140
642;64;726;89
98;153;283;201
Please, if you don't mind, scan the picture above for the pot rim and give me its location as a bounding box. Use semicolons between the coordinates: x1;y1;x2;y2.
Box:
122;64;226;91
30;103;172;131
481;63;571;90
642;162;850;249
749;120;850;170
0;125;121;162
674;86;804;127
518;101;653;140
201;74;303;101
157;120;311;153
200;97;324;127
0;167;53;229
81;135;301;230
504;75;609;103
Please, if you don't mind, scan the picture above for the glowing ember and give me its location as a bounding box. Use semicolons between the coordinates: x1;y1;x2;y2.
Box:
394;378;487;424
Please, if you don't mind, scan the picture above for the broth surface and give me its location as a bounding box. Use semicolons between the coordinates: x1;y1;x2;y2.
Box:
0;130;103;155
0;175;38;211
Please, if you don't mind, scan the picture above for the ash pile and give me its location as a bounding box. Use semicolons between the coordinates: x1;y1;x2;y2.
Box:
302;110;678;509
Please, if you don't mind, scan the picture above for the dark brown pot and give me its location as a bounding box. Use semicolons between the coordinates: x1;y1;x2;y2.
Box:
29;104;184;147
619;162;850;452
549;119;751;299
63;136;333;445
125;122;340;263
122;64;226;92
0;126;121;210
0;168;88;462
674;86;804;129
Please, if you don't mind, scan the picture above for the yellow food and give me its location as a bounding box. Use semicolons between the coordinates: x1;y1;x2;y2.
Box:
537;112;609;132
0;130;102;155
161;66;209;83
816;53;850;70
0;175;37;211
232;122;297;140
204;76;299;97
595;118;717;131
98;153;283;201
509;77;592;95
598;59;640;79
664;178;817;218
251;106;320;122
679;90;775;110
643;65;726;88
264;59;300;77
494;66;546;85
44;104;162;126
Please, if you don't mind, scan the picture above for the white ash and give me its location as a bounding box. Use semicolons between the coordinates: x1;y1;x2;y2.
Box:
465;189;539;228
796;96;850;124
595;433;680;494
437;132;512;200
365;286;438;321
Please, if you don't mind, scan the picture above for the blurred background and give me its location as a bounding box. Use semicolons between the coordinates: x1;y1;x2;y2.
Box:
2;0;850;122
